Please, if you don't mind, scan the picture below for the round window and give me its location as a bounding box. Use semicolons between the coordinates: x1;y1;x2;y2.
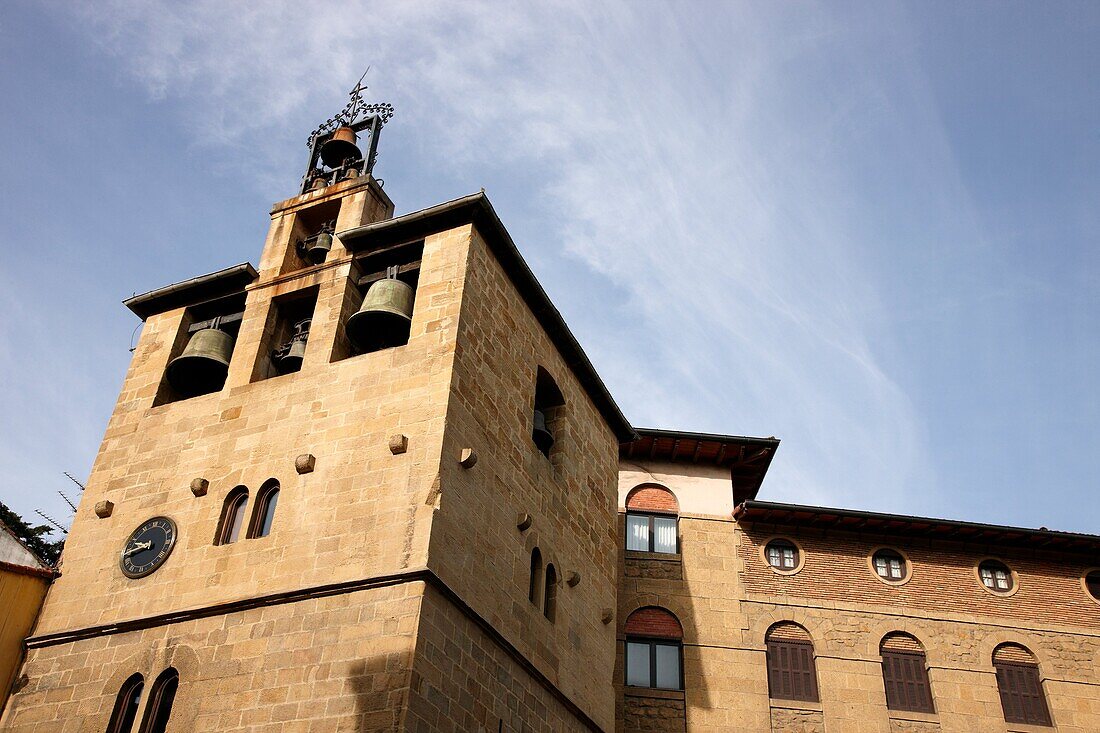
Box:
978;560;1014;593
765;539;799;571
1085;570;1100;602
872;549;907;582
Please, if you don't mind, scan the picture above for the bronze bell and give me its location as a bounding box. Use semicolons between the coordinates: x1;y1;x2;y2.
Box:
166;327;234;396
346;276;414;351
532;409;554;454
319;126;362;168
274;319;311;373
305;232;333;264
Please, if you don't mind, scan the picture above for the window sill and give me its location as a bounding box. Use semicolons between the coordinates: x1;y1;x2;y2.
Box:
769;699;822;713
624;686;684;701
625;550;682;563
1005;723;1054;732
888;710;938;723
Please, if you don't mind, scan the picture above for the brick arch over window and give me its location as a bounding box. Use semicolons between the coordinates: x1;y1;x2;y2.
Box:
625;484;679;514
881;632;925;654
765;622;813;643
624;606;683;640
994;643;1038;665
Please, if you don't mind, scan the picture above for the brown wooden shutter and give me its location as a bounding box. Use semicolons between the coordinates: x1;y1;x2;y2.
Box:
996;662;1052;726
767;640;818;702
882;651;934;713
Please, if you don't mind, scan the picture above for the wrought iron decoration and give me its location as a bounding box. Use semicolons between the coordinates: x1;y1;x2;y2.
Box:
301;70;395;193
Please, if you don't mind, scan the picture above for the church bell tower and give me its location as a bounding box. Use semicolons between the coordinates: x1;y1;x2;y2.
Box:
0;81;633;733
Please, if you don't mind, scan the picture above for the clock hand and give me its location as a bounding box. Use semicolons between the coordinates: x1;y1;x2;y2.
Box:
124;541;153;558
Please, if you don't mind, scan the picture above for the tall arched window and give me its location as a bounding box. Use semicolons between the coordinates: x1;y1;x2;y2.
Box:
248;479;280;539
214;487;249;545
994;644;1051;726
528;547;543;606
543;563;558;622
137;667;179;733
624;607;683;690
105;673;144;733
880;633;934;713
765;622;819;702
532;366;565;458
625;485;679;554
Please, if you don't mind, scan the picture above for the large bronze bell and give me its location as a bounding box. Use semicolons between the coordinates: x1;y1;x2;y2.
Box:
166;327;234;396
319;126;362;168
346;276;414;351
305;232;333;264
532;409;555;454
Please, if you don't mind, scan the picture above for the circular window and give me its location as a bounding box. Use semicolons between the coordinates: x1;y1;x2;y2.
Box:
1084;570;1100;603
870;548;909;584
977;560;1014;594
763;538;802;574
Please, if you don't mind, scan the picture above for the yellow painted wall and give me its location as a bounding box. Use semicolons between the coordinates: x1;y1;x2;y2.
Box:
0;569;49;713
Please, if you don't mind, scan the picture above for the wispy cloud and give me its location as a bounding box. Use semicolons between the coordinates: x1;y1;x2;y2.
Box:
52;0;995;515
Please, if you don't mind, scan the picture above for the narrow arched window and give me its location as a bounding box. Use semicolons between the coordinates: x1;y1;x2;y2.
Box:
248;480;280;539
214;487;248;545
543;563;558;622
765;622;819;702
625;485;679;554
105;673;144;733
881;633;934;713
137;668;179;733
532;367;565;458
624;607;683;690
528;547;543;606
994;644;1051;726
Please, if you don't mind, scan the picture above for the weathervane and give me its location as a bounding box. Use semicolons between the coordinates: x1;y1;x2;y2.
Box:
301;70;395;194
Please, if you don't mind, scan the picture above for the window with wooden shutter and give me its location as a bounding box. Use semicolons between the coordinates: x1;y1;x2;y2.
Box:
994;644;1051;726
766;639;819;702
880;633;934;713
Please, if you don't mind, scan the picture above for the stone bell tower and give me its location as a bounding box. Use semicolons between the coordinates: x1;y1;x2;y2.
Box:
0;82;633;732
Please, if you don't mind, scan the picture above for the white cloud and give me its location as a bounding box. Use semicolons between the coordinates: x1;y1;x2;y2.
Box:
57;0;985;514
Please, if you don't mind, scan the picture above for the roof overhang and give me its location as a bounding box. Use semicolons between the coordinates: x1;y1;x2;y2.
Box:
124;263;258;320
339;192;636;443
735;500;1100;555
621;428;780;502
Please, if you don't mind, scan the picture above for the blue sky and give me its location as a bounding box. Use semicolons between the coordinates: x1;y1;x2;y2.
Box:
2;1;1098;540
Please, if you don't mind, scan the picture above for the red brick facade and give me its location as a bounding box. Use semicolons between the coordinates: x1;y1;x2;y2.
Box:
624;607;682;639
624;486;678;514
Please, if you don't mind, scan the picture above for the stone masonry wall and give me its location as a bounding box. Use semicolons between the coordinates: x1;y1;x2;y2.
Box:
429;226;621;729
0;582;422;732
32;182;459;638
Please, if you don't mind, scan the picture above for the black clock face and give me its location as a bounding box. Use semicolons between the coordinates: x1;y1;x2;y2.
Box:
119;517;177;578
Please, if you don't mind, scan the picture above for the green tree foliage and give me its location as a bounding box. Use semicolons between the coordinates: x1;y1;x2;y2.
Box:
0;501;63;566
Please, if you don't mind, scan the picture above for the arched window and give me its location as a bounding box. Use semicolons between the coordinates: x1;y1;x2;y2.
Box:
765;622;818;702
625;485;679;554
532;366;565;458
880;633;934;713
994;644;1051;726
137;668;179;733
543;563;558;622
528;547;543;606
248;480;280;539
214;487;249;545
624;607;683;691
105;673;144;733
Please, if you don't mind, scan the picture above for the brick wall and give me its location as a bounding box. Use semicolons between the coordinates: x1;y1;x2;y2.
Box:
624;608;682;639
625;487;678;514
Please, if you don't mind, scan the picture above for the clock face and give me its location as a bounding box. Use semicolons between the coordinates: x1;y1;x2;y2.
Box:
119;517;178;578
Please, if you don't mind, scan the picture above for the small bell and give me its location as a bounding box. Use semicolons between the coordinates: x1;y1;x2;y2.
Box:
346;273;414;351
319;126;362;168
166;326;234;396
532;409;554;454
304;232;333;265
273;319;311;373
